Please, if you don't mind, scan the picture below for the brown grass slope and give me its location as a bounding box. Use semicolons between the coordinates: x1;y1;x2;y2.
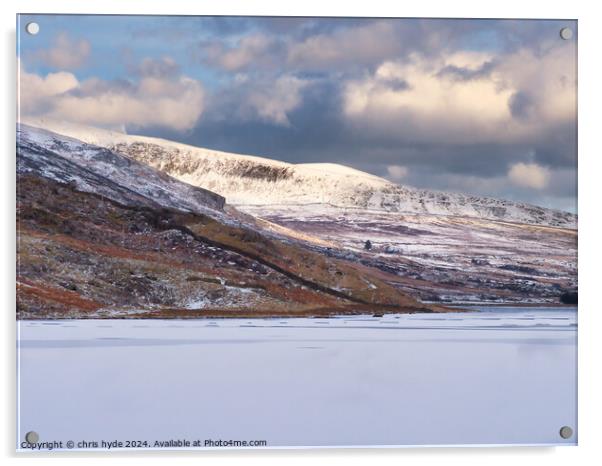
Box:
17;174;443;319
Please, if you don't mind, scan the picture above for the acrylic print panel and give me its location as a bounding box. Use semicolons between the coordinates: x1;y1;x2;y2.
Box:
16;15;577;451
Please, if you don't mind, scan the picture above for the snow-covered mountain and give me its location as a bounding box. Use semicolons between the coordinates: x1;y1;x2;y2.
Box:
17;120;577;306
17;124;225;214
21;118;576;229
18;123;438;318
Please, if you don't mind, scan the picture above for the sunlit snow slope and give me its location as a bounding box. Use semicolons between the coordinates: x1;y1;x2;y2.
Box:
21;117;576;229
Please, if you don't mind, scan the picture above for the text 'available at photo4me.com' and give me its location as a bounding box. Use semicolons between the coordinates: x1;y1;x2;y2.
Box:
21;438;269;451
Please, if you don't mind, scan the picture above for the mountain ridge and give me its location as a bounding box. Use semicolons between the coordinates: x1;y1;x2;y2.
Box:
20;117;576;229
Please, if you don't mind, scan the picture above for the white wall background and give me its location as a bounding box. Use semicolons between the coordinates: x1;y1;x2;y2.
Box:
2;1;601;465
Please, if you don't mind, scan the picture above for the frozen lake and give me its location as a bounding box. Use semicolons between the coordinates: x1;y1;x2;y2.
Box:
17;307;577;450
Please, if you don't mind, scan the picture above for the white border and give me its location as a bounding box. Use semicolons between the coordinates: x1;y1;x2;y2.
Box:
3;1;601;465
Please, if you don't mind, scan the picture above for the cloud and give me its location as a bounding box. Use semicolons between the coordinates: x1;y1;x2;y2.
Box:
508;91;536;120
508;162;551;189
245;75;308;126
342;52;515;144
206;74;309;127
19;66;78;109
199;34;280;72
32;32;91;69
287;21;403;70
436;59;497;81
286;20;418;71
19;60;204;131
386;165;409;181
132;56;180;78
341;43;576;147
197;19;459;74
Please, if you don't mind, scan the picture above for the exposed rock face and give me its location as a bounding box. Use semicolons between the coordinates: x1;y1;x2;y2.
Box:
111;141;296;182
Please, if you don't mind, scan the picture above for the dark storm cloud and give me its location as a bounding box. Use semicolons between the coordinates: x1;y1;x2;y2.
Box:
523;126;575;174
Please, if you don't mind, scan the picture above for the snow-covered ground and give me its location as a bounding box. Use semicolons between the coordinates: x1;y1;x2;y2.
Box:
20;118;576;229
17;124;225;215
244;205;578;303
17;307;576;450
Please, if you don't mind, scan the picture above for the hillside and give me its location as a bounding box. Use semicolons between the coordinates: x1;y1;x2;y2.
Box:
21;117;576;229
16;124;441;319
18;120;577;305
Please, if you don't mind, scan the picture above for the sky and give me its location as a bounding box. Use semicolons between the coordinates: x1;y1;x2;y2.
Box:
17;15;577;212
